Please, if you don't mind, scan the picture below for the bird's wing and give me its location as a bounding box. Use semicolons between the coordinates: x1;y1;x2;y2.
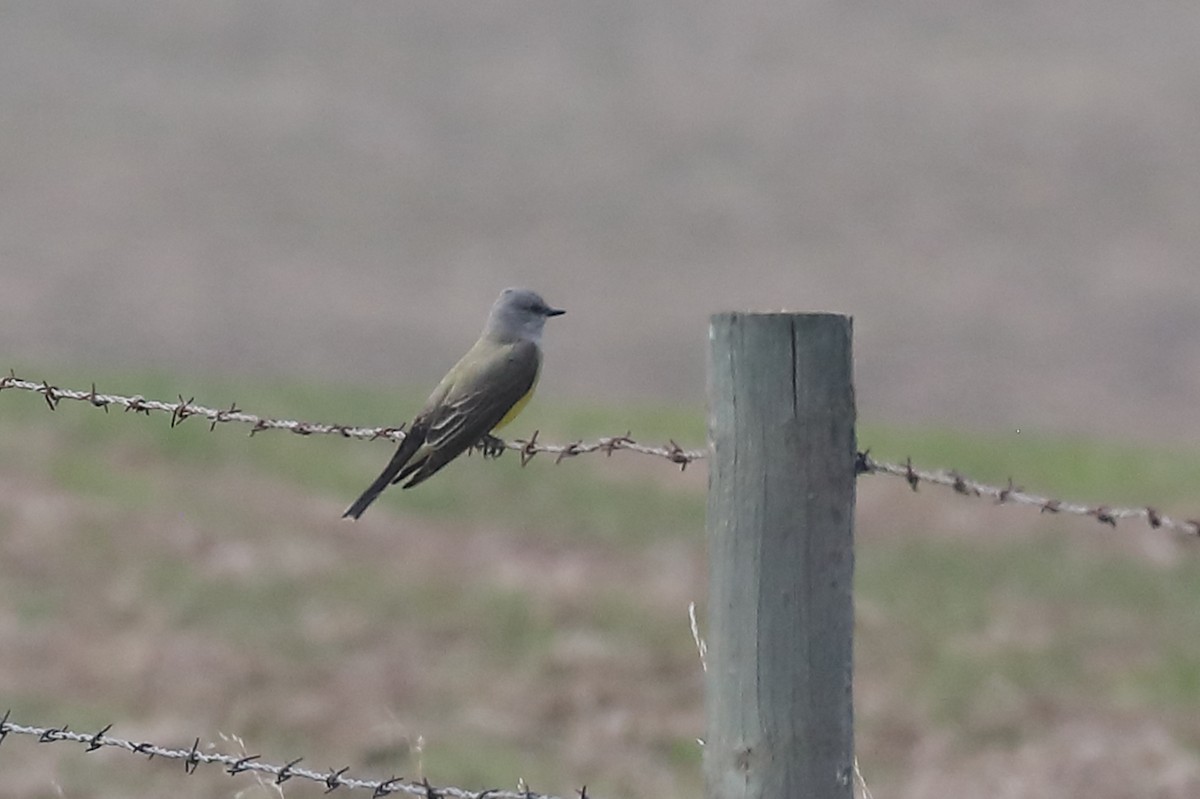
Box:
400;339;540;487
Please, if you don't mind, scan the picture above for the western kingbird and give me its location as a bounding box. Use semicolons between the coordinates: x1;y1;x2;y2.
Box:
343;287;564;519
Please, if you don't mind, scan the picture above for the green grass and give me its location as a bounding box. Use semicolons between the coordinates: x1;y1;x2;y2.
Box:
859;533;1200;739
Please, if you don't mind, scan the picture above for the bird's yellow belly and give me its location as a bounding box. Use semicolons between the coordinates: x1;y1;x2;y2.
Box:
493;377;537;430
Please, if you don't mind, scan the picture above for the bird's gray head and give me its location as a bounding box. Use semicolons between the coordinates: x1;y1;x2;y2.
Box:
484;287;565;343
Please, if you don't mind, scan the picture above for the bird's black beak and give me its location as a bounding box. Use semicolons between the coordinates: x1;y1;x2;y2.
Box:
545;306;565;317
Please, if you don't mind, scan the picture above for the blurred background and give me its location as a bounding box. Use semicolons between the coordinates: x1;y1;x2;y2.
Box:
4;1;1200;441
3;2;1200;798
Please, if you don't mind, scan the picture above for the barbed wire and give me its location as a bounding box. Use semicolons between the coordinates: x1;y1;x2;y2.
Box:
855;451;1200;537
0;712;580;799
4;372;1198;537
0;373;703;468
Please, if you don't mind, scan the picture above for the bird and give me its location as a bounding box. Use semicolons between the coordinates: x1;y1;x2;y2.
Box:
343;287;565;519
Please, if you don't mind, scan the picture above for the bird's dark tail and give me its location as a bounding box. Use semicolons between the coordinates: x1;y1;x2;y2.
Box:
342;428;424;519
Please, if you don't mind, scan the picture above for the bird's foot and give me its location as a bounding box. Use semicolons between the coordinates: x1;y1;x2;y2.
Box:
475;433;506;459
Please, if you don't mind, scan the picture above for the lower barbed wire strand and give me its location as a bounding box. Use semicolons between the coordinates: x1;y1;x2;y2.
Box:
0;715;571;799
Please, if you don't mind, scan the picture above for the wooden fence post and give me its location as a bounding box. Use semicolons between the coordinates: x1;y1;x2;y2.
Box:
705;312;856;799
